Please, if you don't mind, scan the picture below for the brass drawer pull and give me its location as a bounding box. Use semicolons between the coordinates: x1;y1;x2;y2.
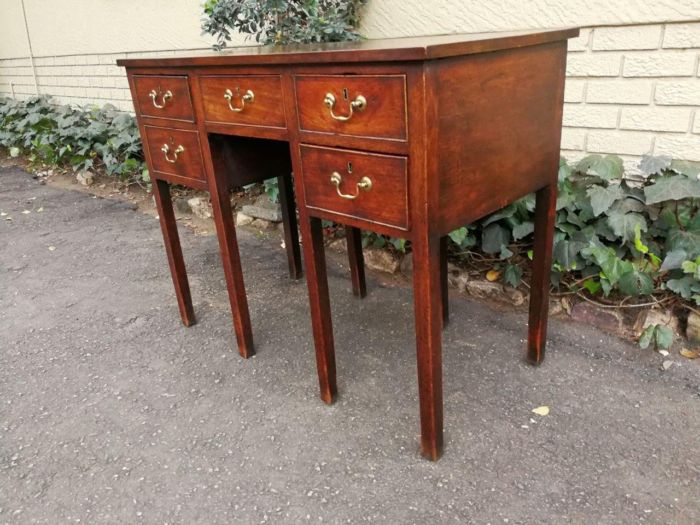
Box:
149;89;173;109
330;171;372;200
323;92;366;122
224;88;255;112
161;143;184;163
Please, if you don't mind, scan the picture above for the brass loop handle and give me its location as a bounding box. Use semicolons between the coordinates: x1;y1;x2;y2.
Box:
330;171;372;200
323;92;367;122
161;143;184;163
149;89;172;109
224;88;255;112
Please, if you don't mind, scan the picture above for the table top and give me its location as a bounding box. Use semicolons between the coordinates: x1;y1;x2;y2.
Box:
117;27;579;68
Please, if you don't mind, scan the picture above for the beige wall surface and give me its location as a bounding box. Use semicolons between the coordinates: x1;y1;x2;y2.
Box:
1;1;699;166
361;0;700;37
2;0;700;59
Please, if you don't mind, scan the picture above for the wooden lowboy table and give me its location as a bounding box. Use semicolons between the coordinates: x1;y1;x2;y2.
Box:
118;27;578;460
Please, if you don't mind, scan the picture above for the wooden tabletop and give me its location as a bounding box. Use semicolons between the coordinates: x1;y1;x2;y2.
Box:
117;28;579;68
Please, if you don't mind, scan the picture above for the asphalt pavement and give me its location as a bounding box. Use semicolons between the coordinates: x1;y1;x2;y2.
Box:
1;166;699;524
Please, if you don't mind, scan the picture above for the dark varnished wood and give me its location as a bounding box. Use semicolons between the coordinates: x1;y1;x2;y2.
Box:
117;28;578;68
440;236;449;327
120;28;576;460
200;75;286;128
434;42;568;232
295;75;407;142
132;75;195;122
345;227;366;298
152;179;196;327
278;172;302;280
142;125;206;183
528;185;557;364
299;145;409;231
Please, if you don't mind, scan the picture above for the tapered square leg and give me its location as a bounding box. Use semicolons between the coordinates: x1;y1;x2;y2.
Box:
346;227;366;298
209;182;255;358
440;236;449;328
152;179;196;327
527;183;557;365
300;217;337;404
413;233;444;460
278;174;302;280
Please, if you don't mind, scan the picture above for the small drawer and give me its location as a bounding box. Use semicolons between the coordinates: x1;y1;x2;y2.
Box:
300;145;408;230
200;75;286;128
143;126;205;183
295;75;407;141
133;75;194;122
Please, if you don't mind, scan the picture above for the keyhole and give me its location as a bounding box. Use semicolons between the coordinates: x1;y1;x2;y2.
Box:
347;162;353;173
235;86;241;95
342;88;349;100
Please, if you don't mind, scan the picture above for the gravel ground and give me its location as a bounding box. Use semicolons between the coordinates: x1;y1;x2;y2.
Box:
1;166;699;524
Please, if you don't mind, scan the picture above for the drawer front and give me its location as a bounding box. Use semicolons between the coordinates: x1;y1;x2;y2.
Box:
133;75;194;122
200;75;286;128
300;145;408;230
143;126;205;182
295;75;407;141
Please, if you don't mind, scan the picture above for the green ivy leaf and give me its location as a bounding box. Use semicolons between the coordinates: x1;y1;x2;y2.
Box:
660;249;687;271
638;324;674;350
503;263;523;287
481;223;510;254
512;221;534;241
606;211;647;244
587;184;624;216
576;154;624;181
618;269;654;296
666;276;700;299
639;155;672;176
644;175;700;204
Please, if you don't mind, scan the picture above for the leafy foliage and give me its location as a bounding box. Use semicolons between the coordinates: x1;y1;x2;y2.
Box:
363;153;700;307
638;324;674;351
0;95;147;184
202;0;367;49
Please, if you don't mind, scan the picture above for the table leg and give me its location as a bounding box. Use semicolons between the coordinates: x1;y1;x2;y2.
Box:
278;174;302;280
301;216;337;404
152;179;196;327
346;227;366;298
527;183;557;365
413;233;444;460
440;236;449;328
209;181;255;358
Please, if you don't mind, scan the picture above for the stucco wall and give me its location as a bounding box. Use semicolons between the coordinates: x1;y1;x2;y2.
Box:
1;1;699;167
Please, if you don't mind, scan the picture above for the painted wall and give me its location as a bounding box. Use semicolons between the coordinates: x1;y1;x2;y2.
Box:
1;0;699;166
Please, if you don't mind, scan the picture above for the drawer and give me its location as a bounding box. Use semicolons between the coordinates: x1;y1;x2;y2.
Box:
133;75;194;122
200;75;286;128
300;145;408;230
295;75;407;141
143;126;205;183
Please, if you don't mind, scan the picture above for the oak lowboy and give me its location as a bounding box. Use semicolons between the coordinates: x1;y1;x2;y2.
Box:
118;27;578;460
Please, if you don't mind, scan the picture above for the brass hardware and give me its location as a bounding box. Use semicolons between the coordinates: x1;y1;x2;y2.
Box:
224;88;255;112
149;89;172;109
330;171;372;200
161;143;184;163
323;92;367;122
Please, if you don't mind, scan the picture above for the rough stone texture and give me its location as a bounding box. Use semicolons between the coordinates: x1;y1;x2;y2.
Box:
2;168;700;524
241;195;282;223
76;171;94;186
634;308;682;337
187;196;212;220
570;301;623;334
362;247;400;274
235;211;253;227
249;218;275;230
688;312;700;345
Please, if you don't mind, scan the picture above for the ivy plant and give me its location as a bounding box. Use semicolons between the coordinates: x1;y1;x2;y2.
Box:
0;95;148;185
202;0;367;49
